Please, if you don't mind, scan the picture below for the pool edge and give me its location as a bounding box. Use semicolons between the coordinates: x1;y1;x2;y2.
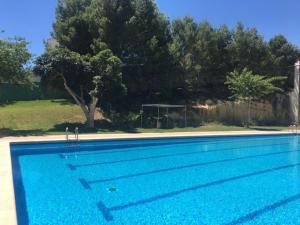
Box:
0;141;17;225
4;130;294;145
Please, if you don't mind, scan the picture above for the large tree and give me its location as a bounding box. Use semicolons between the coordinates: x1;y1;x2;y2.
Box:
227;23;269;75
35;47;125;128
125;0;173;102
267;35;298;90
35;0;127;127
53;0;174;108
0;37;32;83
170;18;232;98
170;17;200;97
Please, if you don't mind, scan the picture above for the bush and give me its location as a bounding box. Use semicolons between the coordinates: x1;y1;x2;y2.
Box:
111;112;140;128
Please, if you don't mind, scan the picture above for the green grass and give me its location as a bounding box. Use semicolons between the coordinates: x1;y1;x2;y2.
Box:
0;99;85;136
0;99;289;137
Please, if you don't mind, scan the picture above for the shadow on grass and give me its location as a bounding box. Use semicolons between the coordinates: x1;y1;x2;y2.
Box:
47;120;140;134
0;120;140;138
249;127;284;131
0;100;16;107
0;128;46;138
50;99;74;106
0;99;73;107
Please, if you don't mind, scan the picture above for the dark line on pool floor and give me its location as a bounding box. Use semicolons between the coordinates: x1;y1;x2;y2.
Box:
67;163;76;170
60;141;188;158
97;162;300;221
224;193;300;225
68;142;292;170
81;148;300;186
97;202;114;221
61;135;296;157
79;178;91;189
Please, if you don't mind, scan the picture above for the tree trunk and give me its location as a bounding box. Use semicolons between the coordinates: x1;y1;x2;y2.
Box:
246;98;251;128
86;112;95;128
60;75;98;128
86;97;98;128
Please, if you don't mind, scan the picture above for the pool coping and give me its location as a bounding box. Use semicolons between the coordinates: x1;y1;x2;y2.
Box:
0;130;295;225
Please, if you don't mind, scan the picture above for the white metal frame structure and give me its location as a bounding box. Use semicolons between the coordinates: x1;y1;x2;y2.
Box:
140;104;187;128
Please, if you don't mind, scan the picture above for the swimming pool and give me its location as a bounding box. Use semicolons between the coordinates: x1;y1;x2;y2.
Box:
10;134;300;225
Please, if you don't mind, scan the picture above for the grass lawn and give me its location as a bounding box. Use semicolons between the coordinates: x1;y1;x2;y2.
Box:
0;99;85;136
0;99;289;137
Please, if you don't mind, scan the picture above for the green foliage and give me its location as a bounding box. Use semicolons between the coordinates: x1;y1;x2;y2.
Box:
227;23;269;73
39;0;299;112
123;0;173;102
35;47;85;93
225;68;285;101
0;38;32;83
170;20;298;99
170;18;233;97
34;47;125;104
267;35;298;89
52;0;174;107
89;49;126;98
54;0;93;54
225;68;285;127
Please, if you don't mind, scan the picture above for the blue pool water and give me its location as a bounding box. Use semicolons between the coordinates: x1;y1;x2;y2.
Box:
11;134;300;225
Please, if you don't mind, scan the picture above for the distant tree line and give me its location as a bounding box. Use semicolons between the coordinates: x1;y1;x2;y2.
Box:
33;0;299;127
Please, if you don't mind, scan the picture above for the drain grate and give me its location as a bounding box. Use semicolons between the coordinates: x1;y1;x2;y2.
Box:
107;187;117;193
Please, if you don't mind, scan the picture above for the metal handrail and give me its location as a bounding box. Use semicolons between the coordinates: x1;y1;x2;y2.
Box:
65;127;80;145
64;127;80;158
75;127;79;143
289;124;298;135
66;127;69;141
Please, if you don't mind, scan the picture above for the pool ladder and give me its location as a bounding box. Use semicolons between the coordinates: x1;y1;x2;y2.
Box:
65;127;80;147
289;124;298;135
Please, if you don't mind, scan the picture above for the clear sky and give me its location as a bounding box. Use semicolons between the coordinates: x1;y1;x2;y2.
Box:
0;0;299;57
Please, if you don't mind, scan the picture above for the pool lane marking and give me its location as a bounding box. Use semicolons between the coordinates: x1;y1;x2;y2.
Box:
96;162;300;221
60;141;195;158
79;148;300;189
97;202;114;221
67;142;291;170
60;135;296;157
224;193;300;225
78;179;91;190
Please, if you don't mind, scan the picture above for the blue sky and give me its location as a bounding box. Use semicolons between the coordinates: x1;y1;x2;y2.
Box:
0;0;299;57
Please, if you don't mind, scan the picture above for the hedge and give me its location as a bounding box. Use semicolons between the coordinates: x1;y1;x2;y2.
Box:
0;83;69;102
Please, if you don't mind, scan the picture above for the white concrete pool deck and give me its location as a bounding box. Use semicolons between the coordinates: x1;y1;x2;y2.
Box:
0;130;294;225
